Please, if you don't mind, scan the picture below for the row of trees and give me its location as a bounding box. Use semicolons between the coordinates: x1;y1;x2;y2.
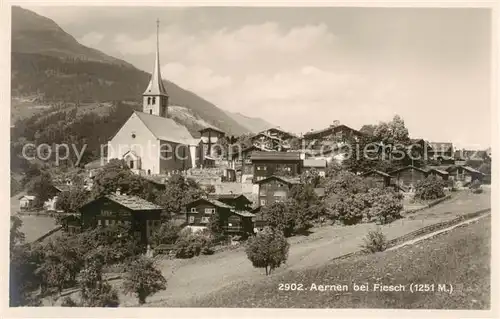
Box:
10;217;167;307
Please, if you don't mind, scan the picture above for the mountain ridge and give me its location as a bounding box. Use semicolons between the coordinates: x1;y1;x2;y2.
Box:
10;6;271;136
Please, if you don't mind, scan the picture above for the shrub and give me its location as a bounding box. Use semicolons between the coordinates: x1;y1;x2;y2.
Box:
361;228;388;253
245;227;290;275
151;221;181;246
329;193;368;225
366;188;403;224
414;176;446;200
174;229;214;258
61;296;79;307
123;257;166;305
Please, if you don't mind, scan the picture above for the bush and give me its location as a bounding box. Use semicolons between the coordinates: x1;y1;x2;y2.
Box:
174;229;214;258
329;193;367;225
361;228;388;253
245;227;290;275
414;176;446;200
151;222;181;246
366;188;403;224
123;257;167;305
61;296;79;307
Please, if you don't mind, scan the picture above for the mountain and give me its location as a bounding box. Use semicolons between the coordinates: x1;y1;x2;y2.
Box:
10;6;252;137
226;111;275;133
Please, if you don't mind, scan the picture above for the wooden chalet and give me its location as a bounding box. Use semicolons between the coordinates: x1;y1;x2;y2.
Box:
446;165;484;185
251;127;297;151
255;175;301;207
303;124;363;142
427;168;449;181
389;165;429;191
361;170;392;188
251;151;303;182
79;191;163;246
426;142;454;162
303;159;327;177
185;197;255;235
230;145;268;176
208;193;253;211
199;126;226;167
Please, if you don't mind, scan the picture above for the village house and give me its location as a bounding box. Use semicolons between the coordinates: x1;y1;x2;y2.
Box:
106;23;198;175
426;142;454;162
79;191;163;246
303;123;364;146
446;165;483;186
251;151;304;182
427;168;450;181
361;170;392;188
19;195;35;211
389;165;429;192
251;127;297;151
255;175;301;207
302;159;328;177
199;126;226;168
185;197;255;235
208;193;253;211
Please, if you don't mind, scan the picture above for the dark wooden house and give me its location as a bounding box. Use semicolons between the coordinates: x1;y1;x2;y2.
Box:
361;170;392;188
251;151;303;182
199;126;226;167
303;124;363;143
446;165;483;185
303;159;327;177
251;127;297;151
427;168;449;181
256;175;301;207
79;192;163;245
427;142;454;162
208;193;253;211
389;165;429;191
230;145;268;177
185;198;255;235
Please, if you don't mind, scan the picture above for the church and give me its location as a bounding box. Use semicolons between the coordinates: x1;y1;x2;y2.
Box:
107;21;198;175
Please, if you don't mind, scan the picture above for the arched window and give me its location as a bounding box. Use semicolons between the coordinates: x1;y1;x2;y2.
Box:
147;97;151;105
152;97;156;104
147;169;151;175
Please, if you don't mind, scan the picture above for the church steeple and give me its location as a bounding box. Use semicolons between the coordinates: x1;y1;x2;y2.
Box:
143;18;169;117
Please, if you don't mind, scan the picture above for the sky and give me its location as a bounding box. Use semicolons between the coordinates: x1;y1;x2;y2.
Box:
26;6;493;149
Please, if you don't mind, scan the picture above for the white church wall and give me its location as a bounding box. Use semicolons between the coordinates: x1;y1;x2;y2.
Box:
107;113;160;174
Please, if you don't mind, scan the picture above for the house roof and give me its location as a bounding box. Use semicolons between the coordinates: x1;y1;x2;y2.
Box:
303;159;327;168
304;124;362;138
250;151;302;161
186;197;233;209
428;168;449;175
208;193;252;203
447;165;483;175
230;145;268;158
80;193;163;211
199;126;225;135
389;165;429;175
255;175;301;185
361;170;391;178
134;111;198;145
19;195;35;200
233;211;256;218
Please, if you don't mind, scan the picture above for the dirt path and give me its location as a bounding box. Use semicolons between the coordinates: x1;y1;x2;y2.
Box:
131;190;490;307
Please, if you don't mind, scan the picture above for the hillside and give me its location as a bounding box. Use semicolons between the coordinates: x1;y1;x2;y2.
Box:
226;111;275;133
10;6;253;136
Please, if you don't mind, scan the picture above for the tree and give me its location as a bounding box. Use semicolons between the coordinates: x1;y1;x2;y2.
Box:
415;176;446;200
26;171;57;209
151;221;181;246
156;174;205;214
10;216;25;249
245;227;290;275
262;202;295;237
56;188;90;213
299;169;323;188
366;188;403;224
122;257;167;305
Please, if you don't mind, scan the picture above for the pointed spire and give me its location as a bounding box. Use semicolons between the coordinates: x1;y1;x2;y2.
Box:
143;18;168;96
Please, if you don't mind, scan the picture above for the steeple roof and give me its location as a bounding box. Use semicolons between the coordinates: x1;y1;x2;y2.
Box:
144;19;168;96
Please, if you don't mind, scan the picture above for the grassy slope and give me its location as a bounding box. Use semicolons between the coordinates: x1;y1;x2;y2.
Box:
195;216;491;309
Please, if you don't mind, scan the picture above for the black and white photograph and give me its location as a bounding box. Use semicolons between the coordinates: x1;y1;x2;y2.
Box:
2;1;498;316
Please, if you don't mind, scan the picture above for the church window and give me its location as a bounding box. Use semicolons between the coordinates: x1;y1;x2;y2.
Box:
147;97;151;105
152;97;156;104
129;161;134;169
131;133;136;139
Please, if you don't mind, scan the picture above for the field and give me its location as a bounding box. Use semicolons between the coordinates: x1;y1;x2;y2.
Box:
193;215;491;309
121;189;488;307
